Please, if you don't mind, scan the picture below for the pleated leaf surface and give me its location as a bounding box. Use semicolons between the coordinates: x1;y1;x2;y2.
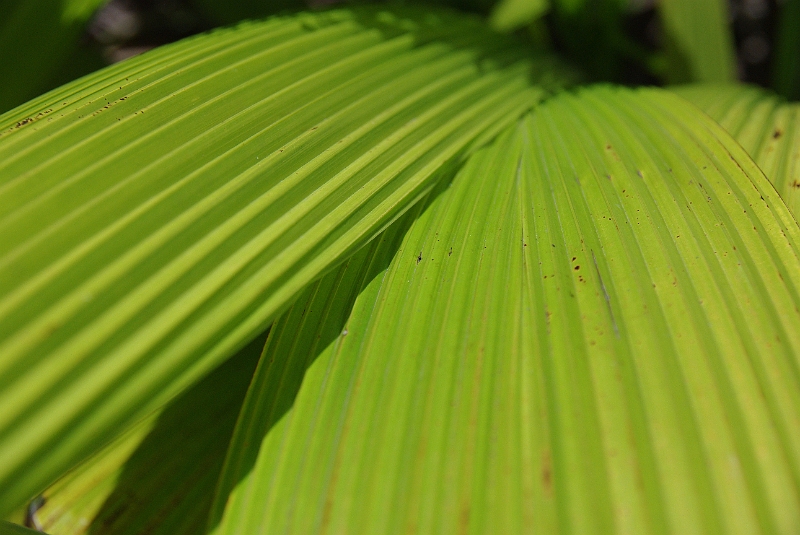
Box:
210;86;800;535
675;84;800;219
0;5;570;514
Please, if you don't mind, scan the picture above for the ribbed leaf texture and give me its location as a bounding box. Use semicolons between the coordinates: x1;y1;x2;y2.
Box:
0;5;572;514
675;84;800;219
658;0;736;83
21;335;263;535
209;86;800;535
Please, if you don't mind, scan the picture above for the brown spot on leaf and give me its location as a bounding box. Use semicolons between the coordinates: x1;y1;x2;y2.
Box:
542;449;553;495
459;504;471;534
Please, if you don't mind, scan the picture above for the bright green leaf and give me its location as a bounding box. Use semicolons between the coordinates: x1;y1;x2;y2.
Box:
675;84;800;219
0;5;573;515
210;86;800;534
490;0;549;32
27;333;262;535
658;0;736;83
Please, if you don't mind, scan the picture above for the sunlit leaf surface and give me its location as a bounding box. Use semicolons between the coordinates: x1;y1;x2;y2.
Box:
210;86;800;535
0;5;571;514
675;84;800;219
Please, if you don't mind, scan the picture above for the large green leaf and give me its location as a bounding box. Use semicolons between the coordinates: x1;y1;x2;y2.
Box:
674;84;800;219
0;0;107;113
209;86;800;534
26;333;263;535
658;0;736;83
0;5;572;515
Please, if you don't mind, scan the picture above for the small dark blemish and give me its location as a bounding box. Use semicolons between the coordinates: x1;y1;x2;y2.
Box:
574;265;580;271
773;129;782;139
416;251;422;264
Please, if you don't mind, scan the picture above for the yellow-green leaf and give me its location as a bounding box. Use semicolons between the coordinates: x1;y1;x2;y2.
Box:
210;86;800;534
0;5;571;515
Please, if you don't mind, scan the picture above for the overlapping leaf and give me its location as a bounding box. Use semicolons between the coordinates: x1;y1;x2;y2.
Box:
209;86;800;534
0;5;573;514
675;84;800;219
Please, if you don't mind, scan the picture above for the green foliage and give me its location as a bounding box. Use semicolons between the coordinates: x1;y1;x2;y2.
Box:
209;86;800;534
0;5;570;516
1;0;799;534
490;0;549;31
772;0;800;100
0;521;42;535
657;0;736;83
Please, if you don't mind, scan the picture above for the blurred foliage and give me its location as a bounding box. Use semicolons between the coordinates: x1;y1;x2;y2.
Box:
0;0;107;113
773;0;800;100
